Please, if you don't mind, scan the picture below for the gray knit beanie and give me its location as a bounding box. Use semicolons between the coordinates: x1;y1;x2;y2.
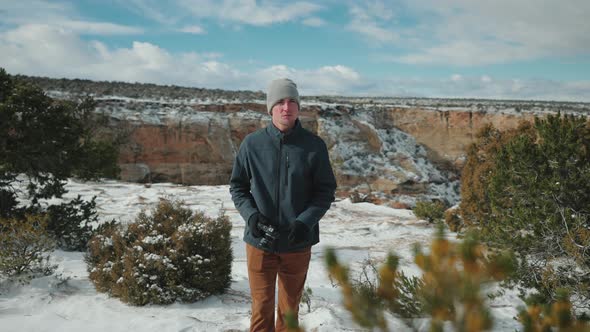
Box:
266;78;300;115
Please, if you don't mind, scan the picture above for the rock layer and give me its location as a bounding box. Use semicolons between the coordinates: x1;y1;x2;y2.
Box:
379;108;536;169
105;101;551;205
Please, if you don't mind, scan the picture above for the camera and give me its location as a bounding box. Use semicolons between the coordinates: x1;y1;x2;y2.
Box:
257;222;280;251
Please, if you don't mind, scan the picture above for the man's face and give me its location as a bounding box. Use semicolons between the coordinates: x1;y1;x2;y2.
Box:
271;98;299;131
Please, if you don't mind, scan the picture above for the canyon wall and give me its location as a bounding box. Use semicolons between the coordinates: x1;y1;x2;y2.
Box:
108;102;542;205
19;75;587;205
115;104;319;185
379;108;536;169
116;105;534;184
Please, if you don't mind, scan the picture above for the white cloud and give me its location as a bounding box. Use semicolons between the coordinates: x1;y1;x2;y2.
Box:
201;52;223;59
390;75;590;102
431;0;590;57
177;0;322;26
302;17;325;27
1;24;101;71
1;24;587;101
0;24;243;88
116;0;324;28
317;65;360;81
349;21;399;44
0;22;363;95
393;40;534;66
349;0;590;65
0;0;75;23
121;0;180;25
351;0;394;21
179;25;206;34
348;1;399;44
1;0;143;35
59;21;143;35
257;65;297;81
257;65;363;95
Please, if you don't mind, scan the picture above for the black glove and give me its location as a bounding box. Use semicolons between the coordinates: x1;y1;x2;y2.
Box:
288;220;309;246
248;213;269;238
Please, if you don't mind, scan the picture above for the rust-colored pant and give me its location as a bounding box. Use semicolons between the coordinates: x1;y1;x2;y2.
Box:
246;244;311;332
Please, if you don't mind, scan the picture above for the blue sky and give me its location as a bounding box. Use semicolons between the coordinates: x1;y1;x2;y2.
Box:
1;0;589;101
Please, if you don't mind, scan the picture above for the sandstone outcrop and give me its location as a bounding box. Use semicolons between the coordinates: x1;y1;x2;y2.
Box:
378;108;536;170
24;75;588;206
106;99;587;207
114;105;318;186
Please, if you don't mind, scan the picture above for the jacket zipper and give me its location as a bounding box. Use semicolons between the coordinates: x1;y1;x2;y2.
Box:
285;153;289;185
274;137;283;252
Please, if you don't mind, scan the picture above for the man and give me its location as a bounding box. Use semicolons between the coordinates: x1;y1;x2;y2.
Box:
230;78;337;331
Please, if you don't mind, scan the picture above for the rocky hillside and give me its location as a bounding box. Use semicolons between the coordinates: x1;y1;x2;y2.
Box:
22;75;590;207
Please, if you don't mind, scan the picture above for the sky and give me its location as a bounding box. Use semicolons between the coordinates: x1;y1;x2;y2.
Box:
1;0;589;101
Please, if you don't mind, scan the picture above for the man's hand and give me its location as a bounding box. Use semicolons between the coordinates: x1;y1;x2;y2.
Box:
288;220;308;246
248;213;269;238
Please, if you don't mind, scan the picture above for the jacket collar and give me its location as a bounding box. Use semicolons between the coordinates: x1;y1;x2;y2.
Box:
267;118;302;142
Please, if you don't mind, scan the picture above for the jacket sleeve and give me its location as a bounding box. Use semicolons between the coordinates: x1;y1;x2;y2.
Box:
296;139;337;228
229;142;258;223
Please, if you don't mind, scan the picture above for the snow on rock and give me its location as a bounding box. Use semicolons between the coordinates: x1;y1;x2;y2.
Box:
319;108;460;206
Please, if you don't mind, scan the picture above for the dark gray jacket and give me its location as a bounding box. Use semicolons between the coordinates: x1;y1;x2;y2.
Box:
229;119;337;252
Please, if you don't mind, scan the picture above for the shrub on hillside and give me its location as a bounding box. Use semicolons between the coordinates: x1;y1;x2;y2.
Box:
519;290;590;332
0;214;56;283
1;67;121;257
302;225;590;332
46;196;102;251
350;256;424;322
459;113;590;312
459;122;531;227
320;225;518;331
86;199;233;305
1;68;120;218
444;207;463;232
413;200;445;223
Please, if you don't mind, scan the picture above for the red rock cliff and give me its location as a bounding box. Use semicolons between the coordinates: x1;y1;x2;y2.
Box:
381;108;536;169
113;104;537;189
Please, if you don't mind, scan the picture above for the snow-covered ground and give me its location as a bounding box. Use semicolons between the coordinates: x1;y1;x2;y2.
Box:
0;179;523;331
